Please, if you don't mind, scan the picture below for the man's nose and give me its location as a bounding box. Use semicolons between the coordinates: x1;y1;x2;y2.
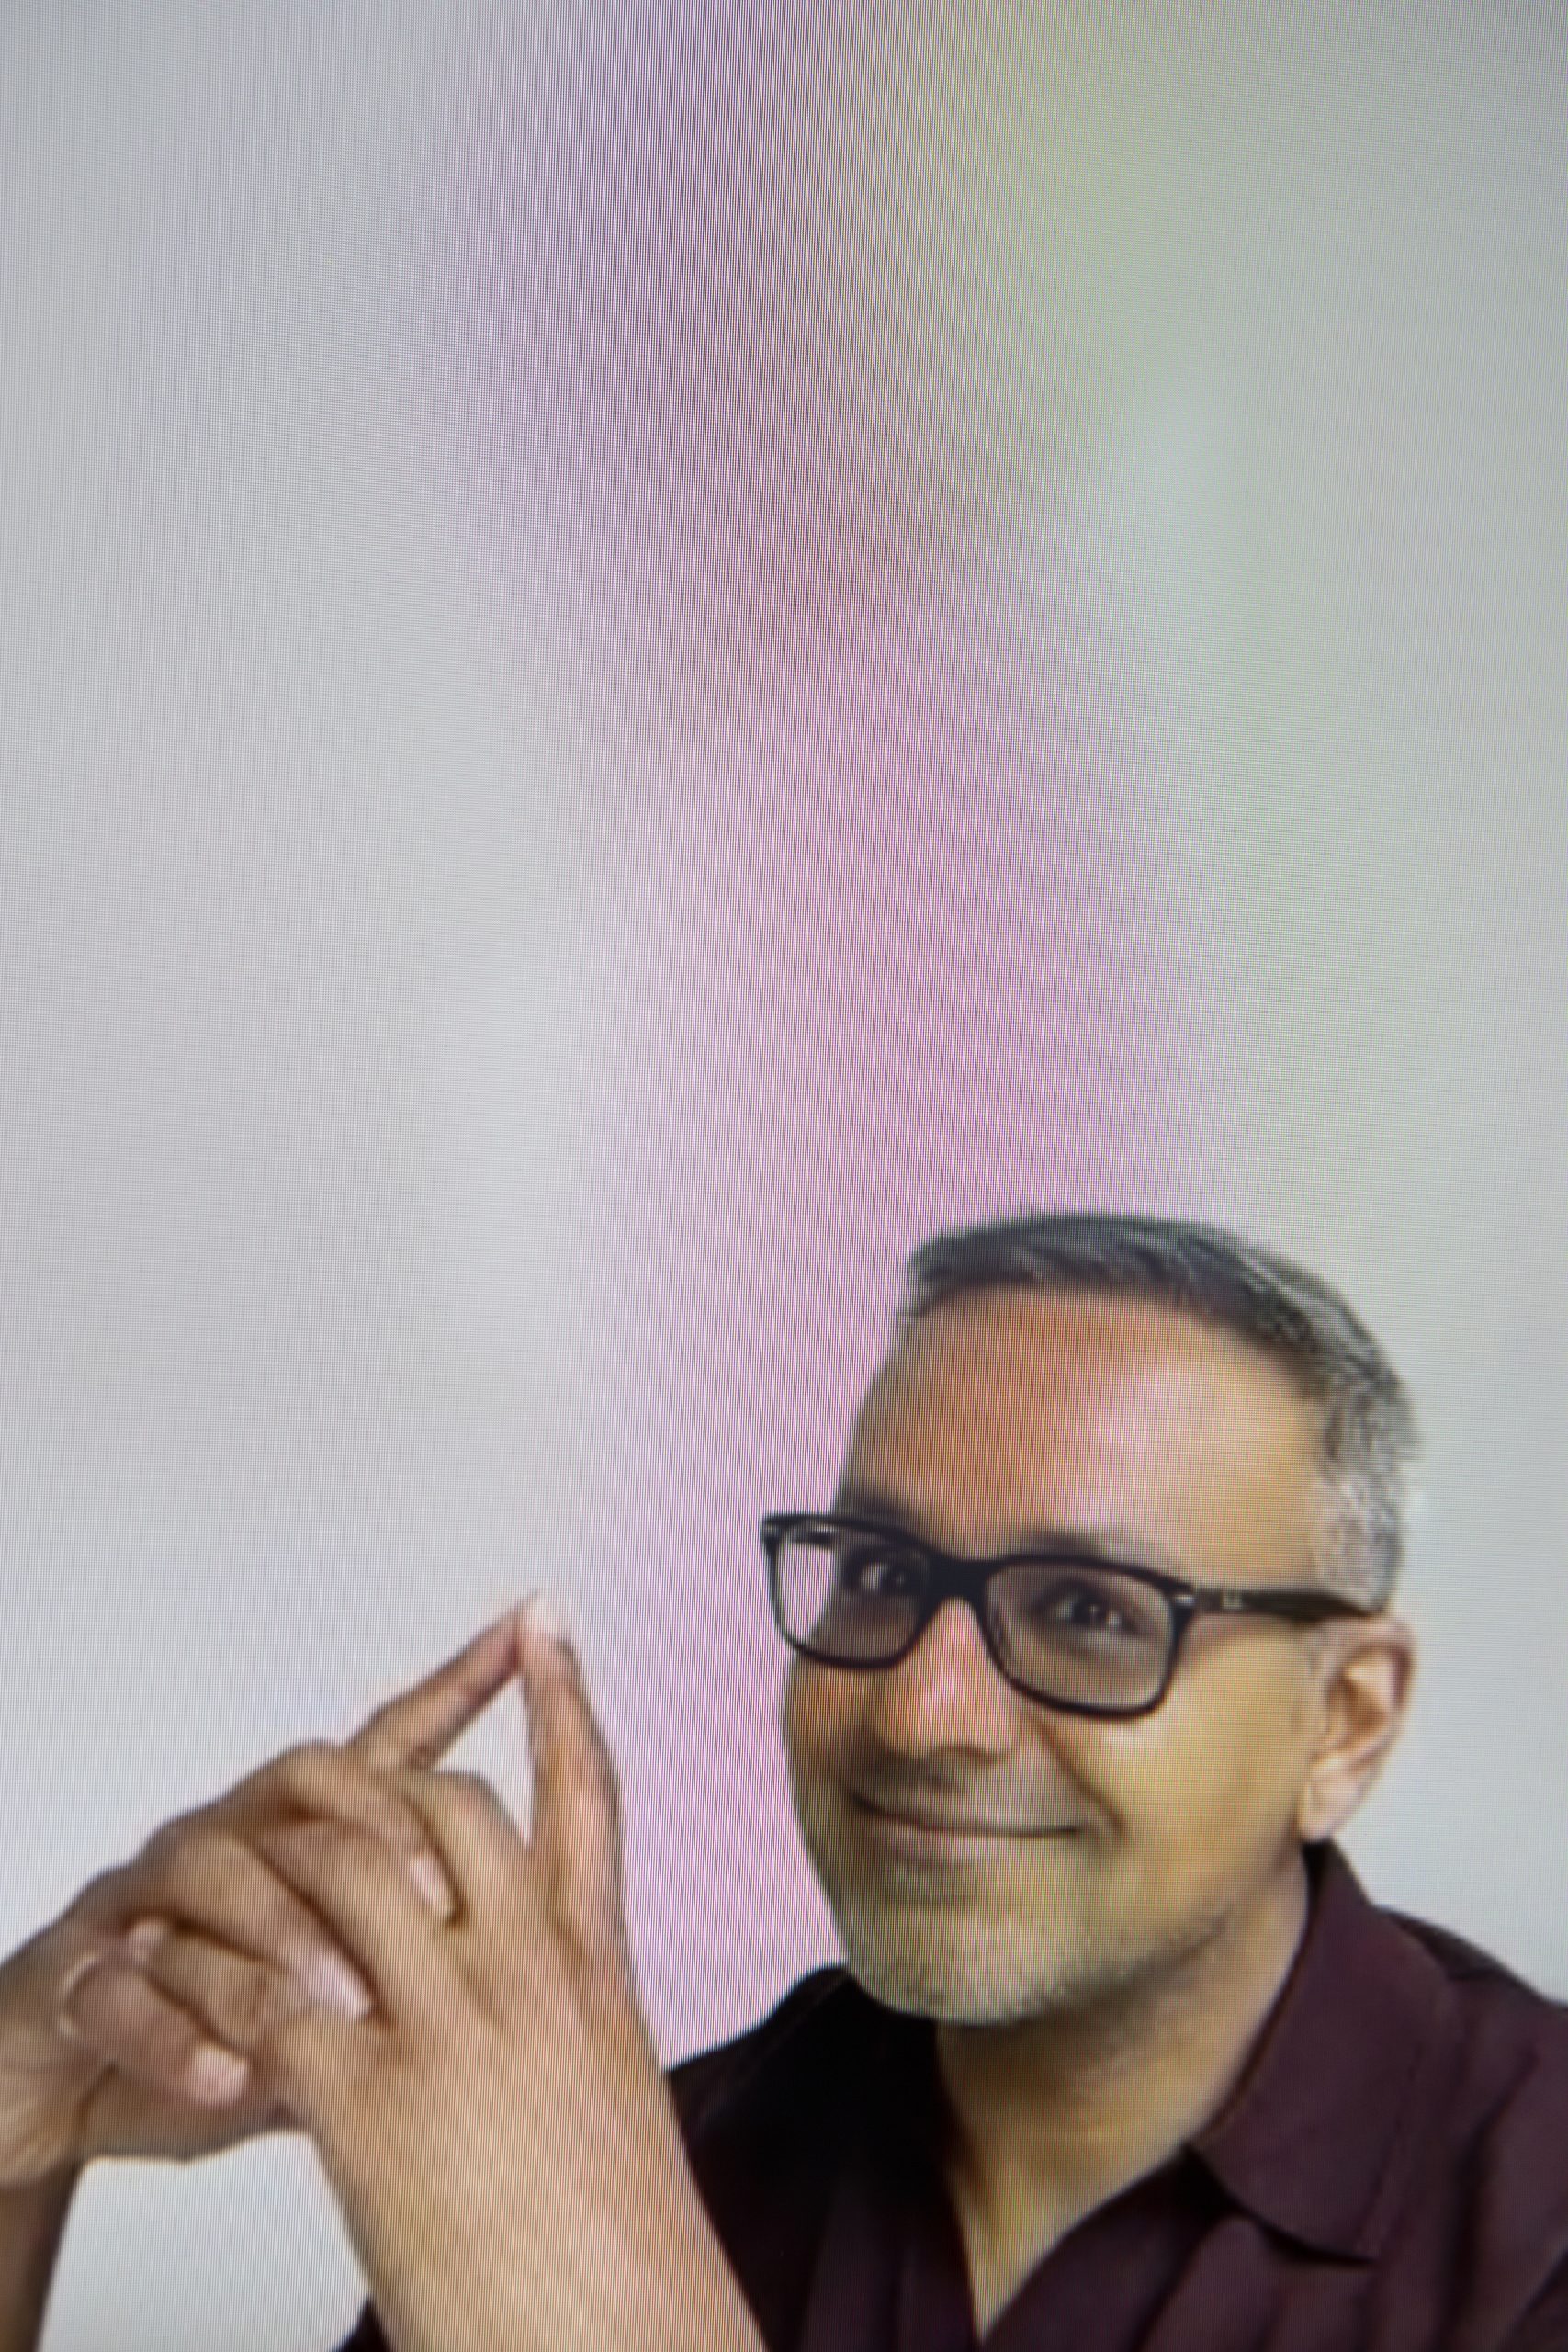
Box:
863;1597;1020;1753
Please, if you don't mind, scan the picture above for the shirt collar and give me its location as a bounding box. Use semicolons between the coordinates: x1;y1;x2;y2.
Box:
848;1843;1462;2264
689;1843;1463;2271
1188;1841;1460;2258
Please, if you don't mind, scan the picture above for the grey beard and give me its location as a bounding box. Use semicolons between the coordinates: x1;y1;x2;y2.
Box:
824;1884;1119;2026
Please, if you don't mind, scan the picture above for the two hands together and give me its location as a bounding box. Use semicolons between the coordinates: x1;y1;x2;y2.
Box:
0;1601;763;2352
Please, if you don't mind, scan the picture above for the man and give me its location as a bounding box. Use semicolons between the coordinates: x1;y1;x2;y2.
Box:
3;1213;1565;2350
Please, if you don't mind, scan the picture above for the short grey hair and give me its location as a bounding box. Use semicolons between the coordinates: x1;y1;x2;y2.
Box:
893;1211;1419;1610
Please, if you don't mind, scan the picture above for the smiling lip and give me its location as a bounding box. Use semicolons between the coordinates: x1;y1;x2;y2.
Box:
850;1795;1079;1852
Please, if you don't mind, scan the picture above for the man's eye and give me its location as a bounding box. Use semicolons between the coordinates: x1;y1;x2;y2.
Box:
1039;1584;1134;1635
835;1548;920;1598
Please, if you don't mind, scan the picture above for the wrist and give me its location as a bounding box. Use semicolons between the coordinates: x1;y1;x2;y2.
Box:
601;2205;768;2352
0;2166;82;2229
366;2199;766;2352
0;2169;82;2352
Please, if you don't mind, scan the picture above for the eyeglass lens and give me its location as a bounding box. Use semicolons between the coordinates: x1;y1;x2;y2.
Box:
773;1523;1176;1712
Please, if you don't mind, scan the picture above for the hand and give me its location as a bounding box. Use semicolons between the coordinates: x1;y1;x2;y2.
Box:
0;1614;521;2191
126;1598;766;2352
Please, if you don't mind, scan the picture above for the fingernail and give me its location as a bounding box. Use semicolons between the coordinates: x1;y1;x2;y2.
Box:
302;1952;373;2020
408;1852;456;1918
188;2044;250;2105
524;1590;568;1646
125;1918;171;1966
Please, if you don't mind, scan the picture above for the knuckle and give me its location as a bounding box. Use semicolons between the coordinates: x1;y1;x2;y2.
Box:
66;1862;137;1931
262;1744;425;1859
138;1811;197;1869
218;1961;290;2047
347;1775;425;1849
275;1815;360;1872
137;2001;200;2081
274;1739;340;1792
151;1822;243;1905
293;1748;423;1847
87;1964;197;2080
368;1784;429;1848
146;1929;294;2053
440;1768;506;1824
316;1812;365;1853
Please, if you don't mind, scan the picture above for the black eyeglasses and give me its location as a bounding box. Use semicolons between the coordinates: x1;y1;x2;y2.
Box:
760;1511;1376;1722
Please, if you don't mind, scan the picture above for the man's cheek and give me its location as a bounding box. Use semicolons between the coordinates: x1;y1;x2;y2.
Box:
782;1662;857;1769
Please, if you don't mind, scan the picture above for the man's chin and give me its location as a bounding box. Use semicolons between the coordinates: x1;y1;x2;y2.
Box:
828;1897;1095;2026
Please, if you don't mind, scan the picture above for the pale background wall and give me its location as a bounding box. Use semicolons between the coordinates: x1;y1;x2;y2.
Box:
4;6;1564;2346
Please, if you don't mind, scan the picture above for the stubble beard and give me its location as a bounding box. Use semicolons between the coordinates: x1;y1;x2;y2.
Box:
823;1849;1292;2057
804;1804;1253;2030
807;1824;1145;2026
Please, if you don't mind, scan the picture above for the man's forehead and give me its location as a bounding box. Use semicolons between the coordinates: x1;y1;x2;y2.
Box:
840;1286;1321;1572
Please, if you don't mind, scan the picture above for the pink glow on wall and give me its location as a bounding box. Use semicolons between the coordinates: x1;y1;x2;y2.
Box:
434;1;1181;718
541;567;1232;1980
420;4;1235;1975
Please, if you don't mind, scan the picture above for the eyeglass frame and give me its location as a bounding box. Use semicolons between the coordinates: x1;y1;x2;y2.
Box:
759;1510;1379;1722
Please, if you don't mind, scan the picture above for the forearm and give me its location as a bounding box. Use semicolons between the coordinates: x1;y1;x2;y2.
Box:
0;2172;80;2352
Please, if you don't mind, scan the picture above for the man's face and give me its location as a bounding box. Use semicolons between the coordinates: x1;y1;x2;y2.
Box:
780;1287;1340;2024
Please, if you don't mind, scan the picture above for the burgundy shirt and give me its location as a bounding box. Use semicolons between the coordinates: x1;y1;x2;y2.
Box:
334;1846;1568;2351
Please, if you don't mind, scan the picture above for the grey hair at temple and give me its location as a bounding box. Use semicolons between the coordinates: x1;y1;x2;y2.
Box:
892;1212;1420;1611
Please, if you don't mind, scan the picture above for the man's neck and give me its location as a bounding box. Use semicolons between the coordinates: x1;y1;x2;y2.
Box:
933;1852;1312;2267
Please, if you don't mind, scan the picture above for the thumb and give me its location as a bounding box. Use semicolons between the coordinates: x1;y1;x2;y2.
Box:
518;1597;628;1966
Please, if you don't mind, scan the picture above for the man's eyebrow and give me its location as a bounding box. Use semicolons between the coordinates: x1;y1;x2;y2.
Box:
830;1483;920;1532
829;1482;1162;1566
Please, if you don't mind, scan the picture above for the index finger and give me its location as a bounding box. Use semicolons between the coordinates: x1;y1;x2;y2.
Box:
346;1611;522;1772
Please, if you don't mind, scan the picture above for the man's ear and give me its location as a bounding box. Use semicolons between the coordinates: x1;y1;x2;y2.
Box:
1295;1619;1417;1844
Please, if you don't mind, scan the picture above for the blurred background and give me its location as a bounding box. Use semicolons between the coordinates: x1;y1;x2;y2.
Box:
5;4;1564;2344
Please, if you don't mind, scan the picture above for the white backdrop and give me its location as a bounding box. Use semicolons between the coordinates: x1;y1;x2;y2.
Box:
5;6;1565;2346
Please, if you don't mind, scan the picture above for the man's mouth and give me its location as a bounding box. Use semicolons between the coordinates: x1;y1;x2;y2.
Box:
847;1792;1082;1858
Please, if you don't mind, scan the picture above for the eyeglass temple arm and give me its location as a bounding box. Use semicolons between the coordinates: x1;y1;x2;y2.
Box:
1195;1589;1376;1623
